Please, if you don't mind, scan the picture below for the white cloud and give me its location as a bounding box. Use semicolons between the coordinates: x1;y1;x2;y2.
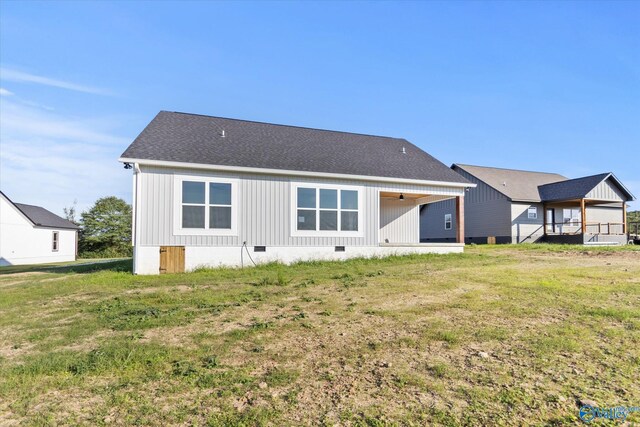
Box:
0;98;131;216
1;101;126;145
0;88;13;96
0;68;113;96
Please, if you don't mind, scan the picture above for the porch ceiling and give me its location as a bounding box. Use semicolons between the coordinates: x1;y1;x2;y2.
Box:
380;192;455;205
380;191;428;200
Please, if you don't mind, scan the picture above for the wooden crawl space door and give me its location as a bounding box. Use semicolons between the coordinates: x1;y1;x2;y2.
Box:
159;246;185;274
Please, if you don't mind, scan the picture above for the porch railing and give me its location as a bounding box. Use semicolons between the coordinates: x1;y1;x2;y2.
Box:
545;222;626;235
585;222;625;235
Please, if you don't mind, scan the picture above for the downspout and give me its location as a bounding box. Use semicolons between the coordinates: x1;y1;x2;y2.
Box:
132;163;141;274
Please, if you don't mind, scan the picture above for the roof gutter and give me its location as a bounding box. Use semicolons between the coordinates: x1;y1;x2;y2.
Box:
119;157;476;189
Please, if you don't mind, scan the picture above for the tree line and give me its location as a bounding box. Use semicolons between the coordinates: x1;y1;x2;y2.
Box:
64;197;132;258
628;210;640;236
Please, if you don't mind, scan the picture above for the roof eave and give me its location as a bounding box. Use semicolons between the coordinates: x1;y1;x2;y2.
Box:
511;198;542;203
119;157;477;189
34;224;80;230
604;172;636;201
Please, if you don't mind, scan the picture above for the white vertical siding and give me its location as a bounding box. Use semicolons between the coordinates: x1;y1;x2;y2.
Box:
136;166;463;247
379;198;420;244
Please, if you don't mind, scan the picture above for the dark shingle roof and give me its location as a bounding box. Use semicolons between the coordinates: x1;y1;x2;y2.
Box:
453;164;567;201
120;111;470;184
538;173;635;201
13;202;80;230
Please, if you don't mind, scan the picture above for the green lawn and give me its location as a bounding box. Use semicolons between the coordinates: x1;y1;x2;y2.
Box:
0;245;639;426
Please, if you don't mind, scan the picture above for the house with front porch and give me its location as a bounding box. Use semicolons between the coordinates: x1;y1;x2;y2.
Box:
420;164;634;245
120;111;474;274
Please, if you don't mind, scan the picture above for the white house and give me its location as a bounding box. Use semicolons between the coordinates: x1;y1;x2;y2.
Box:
119;111;474;274
0;192;79;266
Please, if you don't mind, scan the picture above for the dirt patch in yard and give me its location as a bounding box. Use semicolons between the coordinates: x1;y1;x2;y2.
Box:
124;284;200;294
0;339;36;361
1;246;639;425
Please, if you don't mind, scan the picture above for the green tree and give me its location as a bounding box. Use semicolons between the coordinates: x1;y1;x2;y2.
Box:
63;199;78;225
628;210;640;236
80;197;132;257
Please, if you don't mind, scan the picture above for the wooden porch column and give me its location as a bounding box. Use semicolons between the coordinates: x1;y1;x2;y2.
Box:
456;195;465;243
623;202;627;234
542;203;547;236
580;199;586;234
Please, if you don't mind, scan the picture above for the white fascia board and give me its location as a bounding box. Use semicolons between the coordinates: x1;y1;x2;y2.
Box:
118;157;477;189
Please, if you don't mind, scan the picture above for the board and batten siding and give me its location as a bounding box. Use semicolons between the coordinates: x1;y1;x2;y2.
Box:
586;178;626;202
136;165;463;247
420;198;456;241
420;167;511;241
380;198;420;244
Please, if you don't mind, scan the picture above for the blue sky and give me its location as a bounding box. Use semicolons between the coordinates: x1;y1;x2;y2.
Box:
1;1;638;214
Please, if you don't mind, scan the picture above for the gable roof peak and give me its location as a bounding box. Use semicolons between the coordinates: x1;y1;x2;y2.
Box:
538;172;635;202
1;191;80;230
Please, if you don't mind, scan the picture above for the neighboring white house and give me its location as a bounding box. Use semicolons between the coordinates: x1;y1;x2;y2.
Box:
420;164;635;245
0;192;79;266
119;111;475;274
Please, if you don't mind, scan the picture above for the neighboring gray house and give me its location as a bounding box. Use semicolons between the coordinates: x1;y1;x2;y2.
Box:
420;164;635;245
119;111;473;274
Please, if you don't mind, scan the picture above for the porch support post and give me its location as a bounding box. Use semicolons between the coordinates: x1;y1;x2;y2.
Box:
456;195;465;244
623;201;627;234
580;198;586;234
543;203;547;236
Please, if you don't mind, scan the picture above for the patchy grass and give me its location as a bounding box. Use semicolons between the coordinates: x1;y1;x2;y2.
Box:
0;258;131;275
0;245;639;425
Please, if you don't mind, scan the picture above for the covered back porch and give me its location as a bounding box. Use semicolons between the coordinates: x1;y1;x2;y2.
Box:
543;199;628;244
379;191;465;245
539;172;634;245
